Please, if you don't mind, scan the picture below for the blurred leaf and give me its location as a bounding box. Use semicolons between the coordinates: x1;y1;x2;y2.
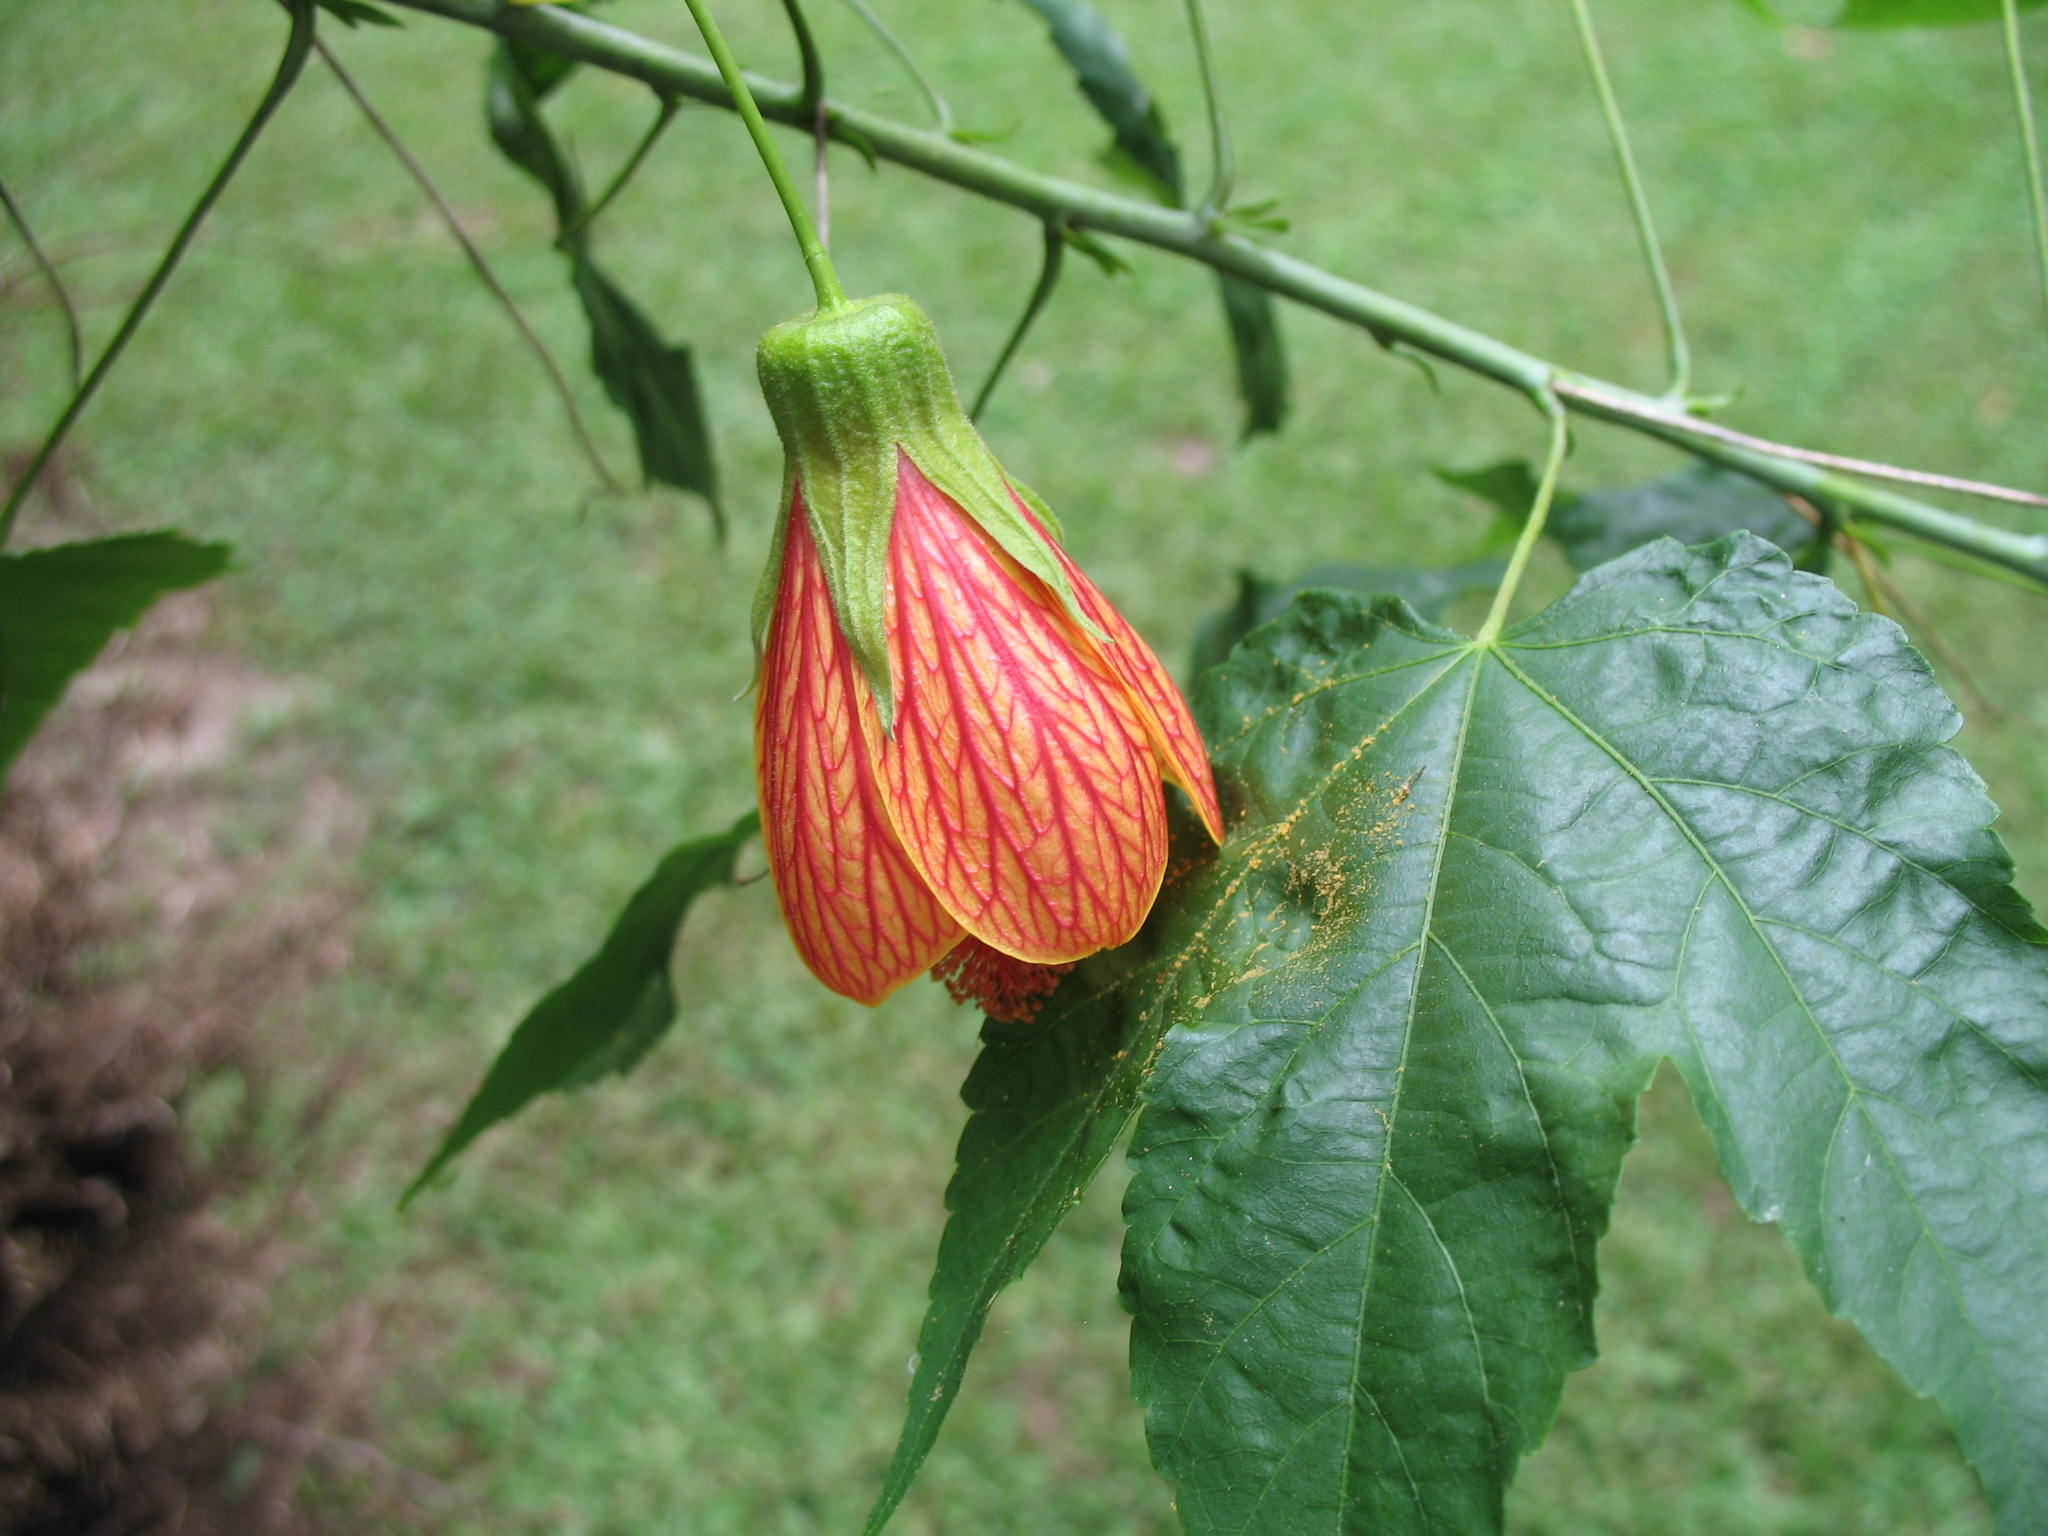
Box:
862;952;1173;1536
1191;559;1505;676
486;38;581;229
403;811;760;1205
1437;459;1821;568
0;532;232;780
1551;463;1819;569
1109;536;2046;1533
313;0;402;26
1012;0;1183;202
572;258;723;527
1434;457;1547;549
1216;275;1288;438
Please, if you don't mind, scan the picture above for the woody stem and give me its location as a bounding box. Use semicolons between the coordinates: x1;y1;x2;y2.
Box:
677;0;848;311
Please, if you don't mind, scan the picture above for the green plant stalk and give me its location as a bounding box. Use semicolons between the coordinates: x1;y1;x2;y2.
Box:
1477;398;1570;646
0;0;315;546
1183;0;1233;218
2004;0;2048;333
677;0;847;311
971;221;1066;420
0;174;85;394
359;0;2048;586
1566;0;1691;401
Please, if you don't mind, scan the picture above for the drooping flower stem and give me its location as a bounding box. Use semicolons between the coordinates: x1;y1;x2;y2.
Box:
678;0;849;312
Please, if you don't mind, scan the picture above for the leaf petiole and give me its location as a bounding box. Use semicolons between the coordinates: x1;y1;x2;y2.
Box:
1476;393;1570;646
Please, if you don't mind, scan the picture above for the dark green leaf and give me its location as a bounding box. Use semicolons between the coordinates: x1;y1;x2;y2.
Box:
1437;459;1822;568
402;810;759;1204
862;940;1179;1535
485;38;583;230
1109;536;2044;1532
1012;0;1184;204
1191;559;1505;676
0;532;233;779
313;0;402;26
571;258;722;527
1550;462;1819;570
1216;275;1288;439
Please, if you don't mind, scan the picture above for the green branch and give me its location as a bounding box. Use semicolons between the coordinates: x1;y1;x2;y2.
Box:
374;0;2048;587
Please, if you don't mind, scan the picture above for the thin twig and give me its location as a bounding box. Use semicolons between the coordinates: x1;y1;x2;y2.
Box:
314;36;624;494
1792;496;2002;715
1864;552;2002;719
0;174;85;392
2003;0;2048;335
1841;530;1892;616
1566;0;1691;400
0;1;316;545
1552;378;2048;509
972;221;1066;420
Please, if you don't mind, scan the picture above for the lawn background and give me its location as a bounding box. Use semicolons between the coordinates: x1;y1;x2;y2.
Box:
3;0;2043;1530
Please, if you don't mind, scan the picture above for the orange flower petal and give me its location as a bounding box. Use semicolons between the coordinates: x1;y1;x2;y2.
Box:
757;488;964;1003
873;456;1167;965
1016;491;1226;844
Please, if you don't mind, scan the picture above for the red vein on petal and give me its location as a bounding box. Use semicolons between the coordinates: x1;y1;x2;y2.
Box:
756;487;963;1003
873;456;1167;965
1010;490;1225;843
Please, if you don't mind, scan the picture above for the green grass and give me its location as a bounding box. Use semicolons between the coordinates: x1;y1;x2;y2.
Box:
3;0;2042;1530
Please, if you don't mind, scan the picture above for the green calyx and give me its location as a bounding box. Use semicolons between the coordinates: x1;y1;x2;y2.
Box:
752;293;1092;733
